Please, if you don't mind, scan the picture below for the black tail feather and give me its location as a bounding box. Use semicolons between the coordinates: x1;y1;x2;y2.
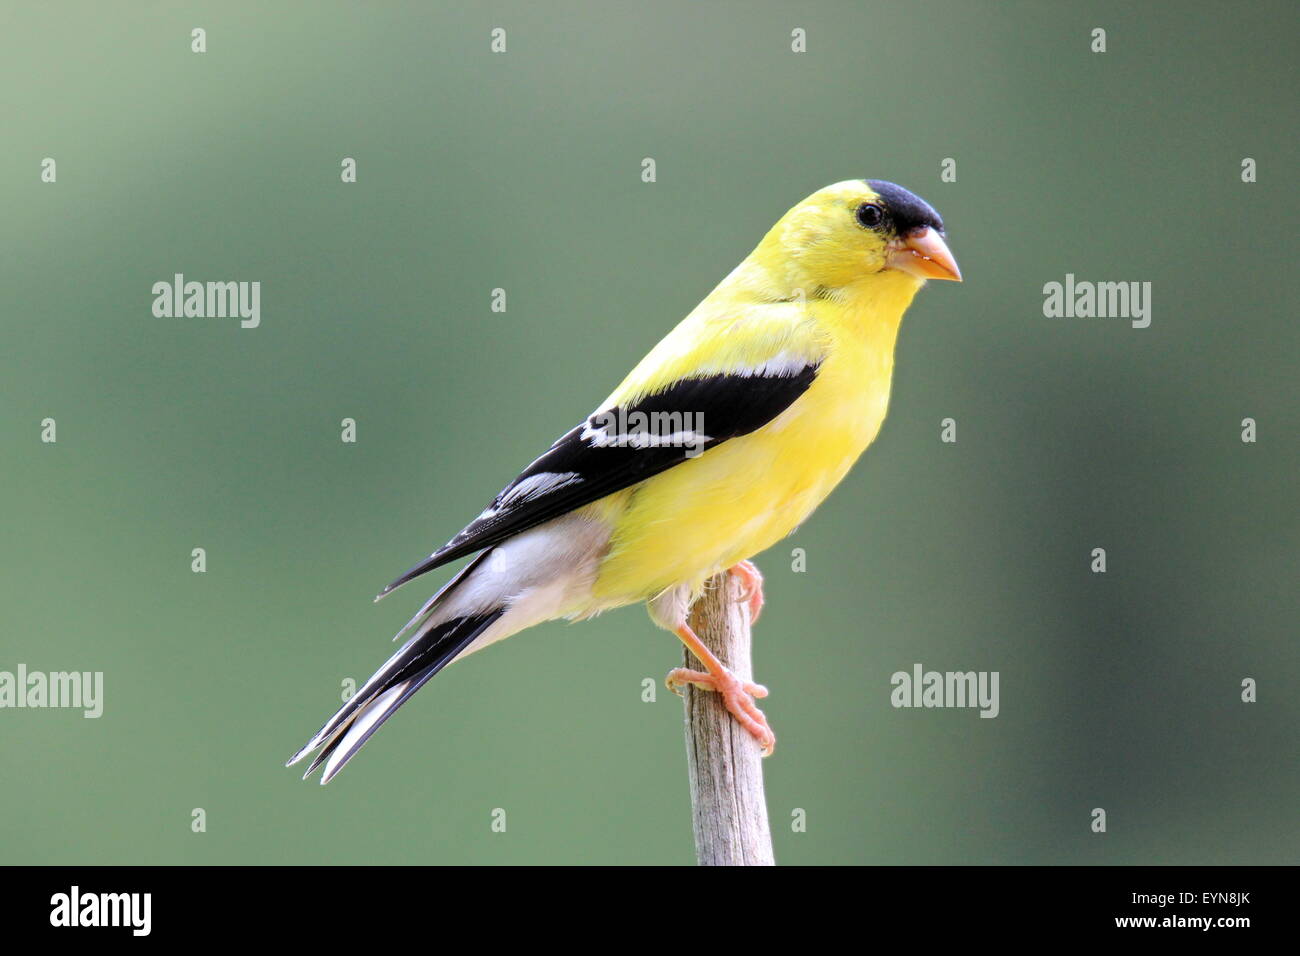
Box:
287;608;505;783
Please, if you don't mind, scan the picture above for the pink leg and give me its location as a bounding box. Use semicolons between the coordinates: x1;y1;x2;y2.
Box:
666;622;775;756
728;559;764;625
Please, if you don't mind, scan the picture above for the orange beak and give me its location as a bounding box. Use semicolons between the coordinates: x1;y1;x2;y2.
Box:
886;226;962;282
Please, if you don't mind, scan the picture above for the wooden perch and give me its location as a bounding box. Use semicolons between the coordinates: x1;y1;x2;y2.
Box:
679;571;776;866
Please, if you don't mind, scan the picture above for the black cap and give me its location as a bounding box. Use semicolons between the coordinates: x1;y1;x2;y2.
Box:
866;180;945;235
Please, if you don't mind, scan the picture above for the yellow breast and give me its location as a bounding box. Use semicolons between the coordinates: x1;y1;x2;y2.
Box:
588;273;918;607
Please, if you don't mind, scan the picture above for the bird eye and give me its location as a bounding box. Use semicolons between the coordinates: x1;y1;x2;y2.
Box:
855;203;884;229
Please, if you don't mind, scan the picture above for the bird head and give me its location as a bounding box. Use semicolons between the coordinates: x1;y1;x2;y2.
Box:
760;179;961;294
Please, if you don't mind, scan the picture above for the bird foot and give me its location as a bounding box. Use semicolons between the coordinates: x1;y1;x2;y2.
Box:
666;665;776;756
728;559;764;625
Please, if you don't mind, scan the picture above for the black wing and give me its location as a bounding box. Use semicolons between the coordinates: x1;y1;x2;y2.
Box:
377;362;820;598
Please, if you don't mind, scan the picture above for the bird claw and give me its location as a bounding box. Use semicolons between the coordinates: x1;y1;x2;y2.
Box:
665;665;776;756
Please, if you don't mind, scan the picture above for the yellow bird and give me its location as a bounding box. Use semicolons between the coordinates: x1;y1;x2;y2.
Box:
288;179;961;782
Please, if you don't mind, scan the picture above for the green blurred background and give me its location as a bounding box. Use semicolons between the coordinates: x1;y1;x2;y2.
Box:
3;1;1296;865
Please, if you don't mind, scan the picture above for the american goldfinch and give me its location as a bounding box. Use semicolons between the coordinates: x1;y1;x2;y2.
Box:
288;179;960;783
